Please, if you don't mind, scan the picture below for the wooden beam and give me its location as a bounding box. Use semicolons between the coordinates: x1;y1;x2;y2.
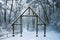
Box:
12;24;15;37
20;16;22;37
36;16;38;37
9;7;29;26
28;7;30;15
22;15;36;17
20;7;29;16
44;23;46;37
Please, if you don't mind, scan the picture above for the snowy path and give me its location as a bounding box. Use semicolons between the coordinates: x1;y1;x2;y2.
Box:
1;30;60;40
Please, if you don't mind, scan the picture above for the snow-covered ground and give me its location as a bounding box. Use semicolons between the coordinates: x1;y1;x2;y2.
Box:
0;30;60;40
0;0;60;40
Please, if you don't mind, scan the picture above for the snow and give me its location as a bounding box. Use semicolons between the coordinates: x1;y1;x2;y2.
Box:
0;0;60;40
1;30;60;40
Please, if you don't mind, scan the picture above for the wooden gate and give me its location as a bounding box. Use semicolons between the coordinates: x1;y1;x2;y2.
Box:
10;7;46;37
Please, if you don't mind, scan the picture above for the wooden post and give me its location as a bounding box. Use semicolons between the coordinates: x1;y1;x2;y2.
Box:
27;7;30;31
12;24;15;37
44;0;47;37
28;7;30;15
36;16;38;37
20;16;22;37
44;23;46;37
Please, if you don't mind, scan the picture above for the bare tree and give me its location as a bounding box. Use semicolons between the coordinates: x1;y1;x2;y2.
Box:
9;0;13;23
4;0;7;23
37;0;49;24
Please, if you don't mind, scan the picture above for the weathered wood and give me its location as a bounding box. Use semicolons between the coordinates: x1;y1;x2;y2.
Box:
8;7;47;37
9;7;29;26
21;7;29;16
28;7;30;15
22;15;36;17
36;16;38;37
9;7;45;27
12;24;15;37
20;16;22;37
44;23;46;37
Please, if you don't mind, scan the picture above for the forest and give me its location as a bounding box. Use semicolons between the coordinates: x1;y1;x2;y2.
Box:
0;0;60;40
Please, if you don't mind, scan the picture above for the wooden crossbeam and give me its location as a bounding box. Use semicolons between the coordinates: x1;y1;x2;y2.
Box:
22;15;37;17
